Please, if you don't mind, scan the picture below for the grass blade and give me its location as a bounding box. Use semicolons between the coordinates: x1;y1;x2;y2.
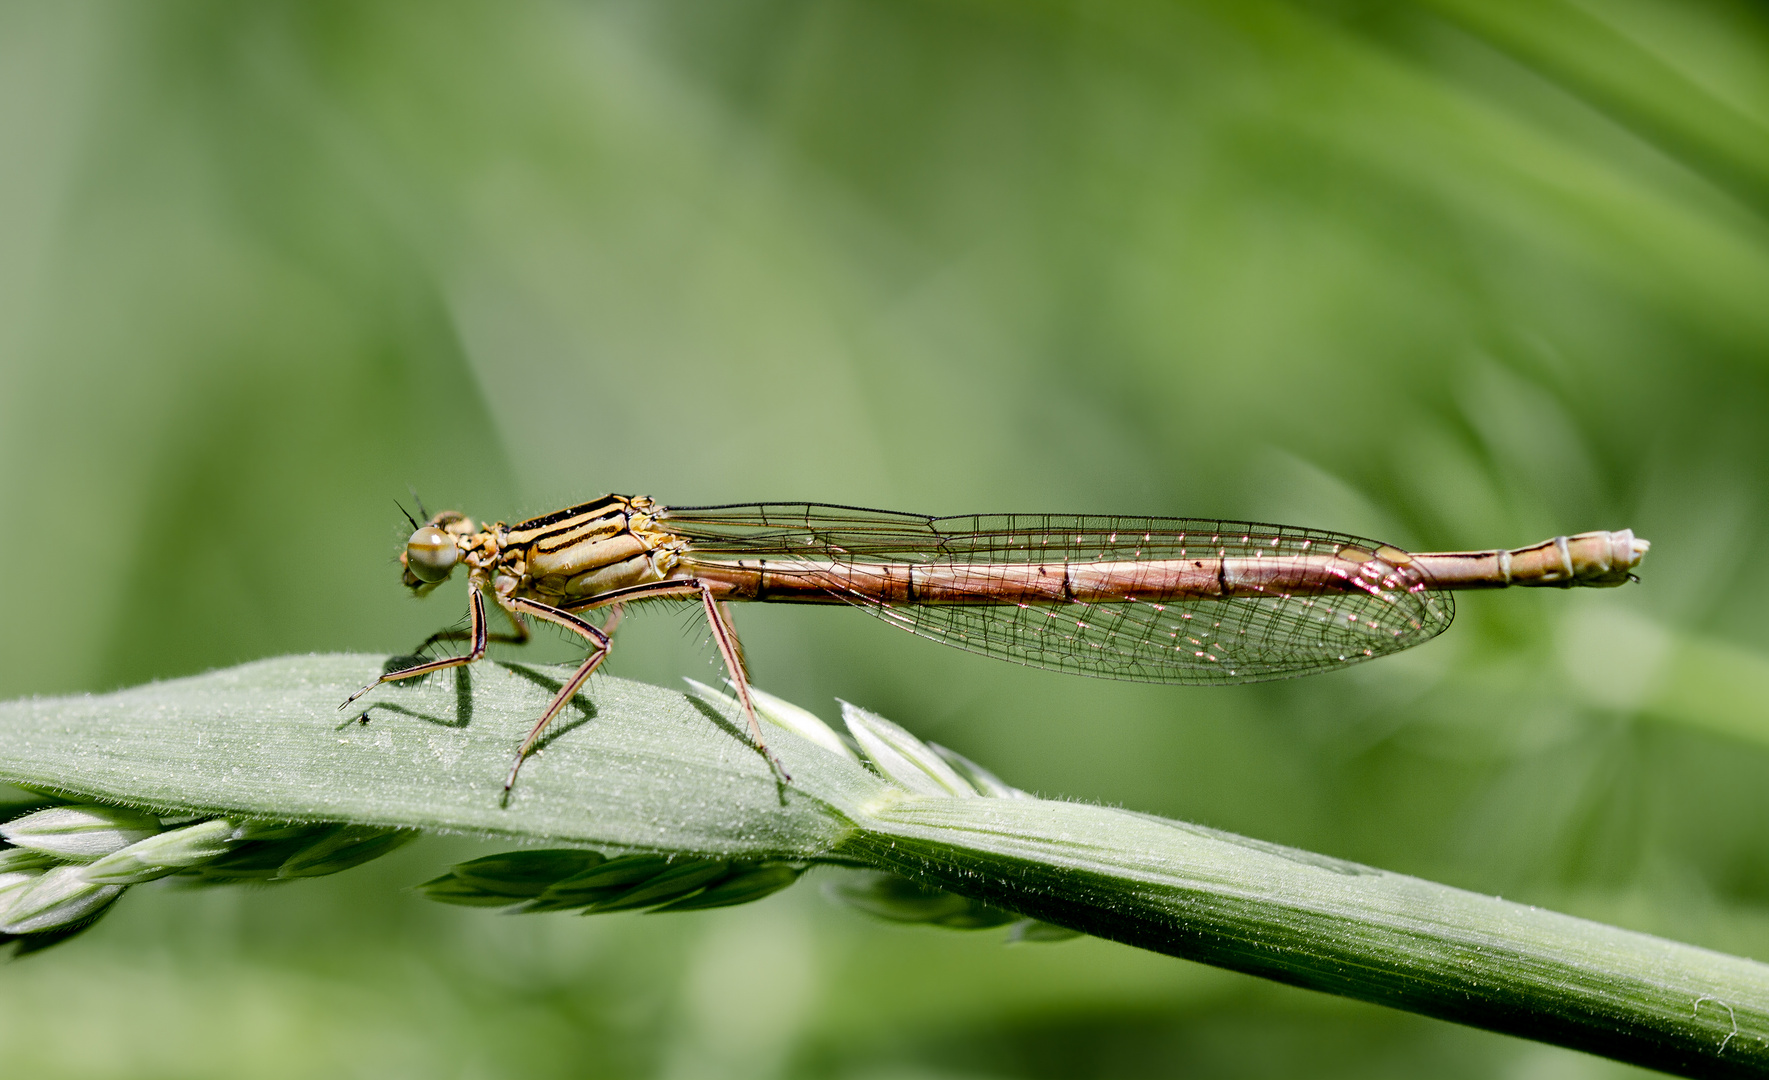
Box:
1;654;1764;1077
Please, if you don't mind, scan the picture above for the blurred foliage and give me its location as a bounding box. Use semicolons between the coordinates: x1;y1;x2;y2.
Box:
2;0;1767;1076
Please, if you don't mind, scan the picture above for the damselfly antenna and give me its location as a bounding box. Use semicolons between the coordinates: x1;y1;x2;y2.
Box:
408;485;430;521
395;500;420;531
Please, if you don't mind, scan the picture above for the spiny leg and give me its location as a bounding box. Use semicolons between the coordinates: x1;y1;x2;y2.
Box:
501;597;613;792
716;600;747;676
341;586;491;711
415;601;529;655
699;584;787;781
564;579;785;779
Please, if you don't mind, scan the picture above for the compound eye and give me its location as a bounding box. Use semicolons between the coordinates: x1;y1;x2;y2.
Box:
405;526;459;583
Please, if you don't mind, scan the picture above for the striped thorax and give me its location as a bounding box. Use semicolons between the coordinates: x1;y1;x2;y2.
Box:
401;496;687;606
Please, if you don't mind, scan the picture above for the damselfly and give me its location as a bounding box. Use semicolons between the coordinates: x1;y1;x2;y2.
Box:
344;497;1649;791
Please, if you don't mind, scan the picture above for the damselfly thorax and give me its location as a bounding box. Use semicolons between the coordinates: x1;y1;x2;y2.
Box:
345;495;1650;794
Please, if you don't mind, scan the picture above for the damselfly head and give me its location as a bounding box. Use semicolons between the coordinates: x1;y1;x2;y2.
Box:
402;525;461;588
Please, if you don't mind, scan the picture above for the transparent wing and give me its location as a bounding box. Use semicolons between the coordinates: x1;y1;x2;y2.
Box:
660;502;1454;685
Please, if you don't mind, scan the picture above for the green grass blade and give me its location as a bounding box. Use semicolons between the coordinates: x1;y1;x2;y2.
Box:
1;654;1765;1076
0;655;874;856
840;799;1769;1078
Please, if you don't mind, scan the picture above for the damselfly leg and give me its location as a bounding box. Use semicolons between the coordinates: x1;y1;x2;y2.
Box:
341;586;493;711
343;568;786;791
499;595;613;792
563;578;788;782
414;602;530;654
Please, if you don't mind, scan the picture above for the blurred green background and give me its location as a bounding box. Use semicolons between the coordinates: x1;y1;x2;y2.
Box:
2;0;1767;1076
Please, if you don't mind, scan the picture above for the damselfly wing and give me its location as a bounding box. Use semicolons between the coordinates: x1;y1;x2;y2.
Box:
660;504;1456;684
